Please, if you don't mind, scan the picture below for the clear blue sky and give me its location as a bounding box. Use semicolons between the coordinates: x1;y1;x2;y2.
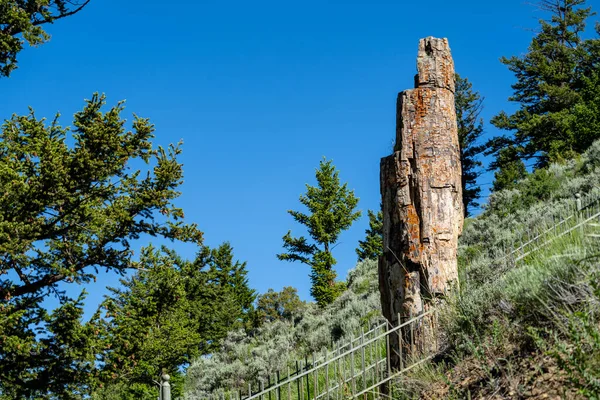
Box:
2;0;598;310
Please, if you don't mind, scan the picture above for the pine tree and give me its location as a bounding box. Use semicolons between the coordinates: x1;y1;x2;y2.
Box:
278;158;361;306
492;146;528;192
488;0;600;168
97;246;200;399
455;74;485;216
96;243;255;398
0;95;202;398
355;210;383;261
208;242;257;332
1;0;91;77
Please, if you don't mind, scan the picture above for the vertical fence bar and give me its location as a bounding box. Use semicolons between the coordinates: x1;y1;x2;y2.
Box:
397;313;403;370
375;325;380;381
268;375;272;400
350;335;356;396
276;371;281;400
296;360;304;400
435;309;439;352
313;353;322;399
386;323;391;378
304;357;310;400
338;343;343;400
287;367;291;400
312;353;318;400
369;329;375;396
410;318;415;360
333;346;338;400
379;325;384;388
324;349;330;399
303;357;310;400
343;344;348;398
361;331;366;394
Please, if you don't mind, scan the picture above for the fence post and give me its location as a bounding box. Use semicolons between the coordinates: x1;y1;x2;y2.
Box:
160;373;171;400
576;193;584;236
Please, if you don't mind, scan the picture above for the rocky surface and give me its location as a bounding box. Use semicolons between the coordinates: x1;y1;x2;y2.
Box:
379;37;463;363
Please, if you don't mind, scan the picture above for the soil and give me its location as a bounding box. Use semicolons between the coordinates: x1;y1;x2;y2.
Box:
420;350;582;399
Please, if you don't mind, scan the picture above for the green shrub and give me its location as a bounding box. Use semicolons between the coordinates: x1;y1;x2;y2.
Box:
550;312;600;399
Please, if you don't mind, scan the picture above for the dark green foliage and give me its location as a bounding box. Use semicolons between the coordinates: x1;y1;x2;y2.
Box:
208;242;257;332
91;376;184;400
278;158;361;306
355;209;383;261
255;286;306;325
488;0;600;169
520;167;561;203
0;95;202;398
491;163;560;216
0;292;99;399
455;74;485;216
0;0;91;77
95;243;255;398
492;146;529;192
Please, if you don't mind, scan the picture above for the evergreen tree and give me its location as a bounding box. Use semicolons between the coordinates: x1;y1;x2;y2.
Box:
355;210;383;262
0;95;202;398
208;242;257;332
492;146;529;192
488;0;600;168
97;247;201;399
255;286;306;325
95;243;255;399
278;158;361;306
455;74;485;216
1;0;91;77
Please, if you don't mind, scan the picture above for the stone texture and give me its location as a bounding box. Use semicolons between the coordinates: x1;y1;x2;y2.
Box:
414;37;455;93
379;37;463;365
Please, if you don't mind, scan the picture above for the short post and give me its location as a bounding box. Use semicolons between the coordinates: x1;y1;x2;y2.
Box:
576;193;583;213
576;193;584;236
161;373;171;400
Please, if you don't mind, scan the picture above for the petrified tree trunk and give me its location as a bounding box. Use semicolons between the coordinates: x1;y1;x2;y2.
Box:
379;37;463;367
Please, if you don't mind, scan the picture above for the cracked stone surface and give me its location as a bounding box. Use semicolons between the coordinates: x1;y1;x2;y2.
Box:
379;37;463;363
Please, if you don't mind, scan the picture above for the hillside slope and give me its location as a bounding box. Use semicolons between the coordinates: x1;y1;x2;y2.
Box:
184;140;600;399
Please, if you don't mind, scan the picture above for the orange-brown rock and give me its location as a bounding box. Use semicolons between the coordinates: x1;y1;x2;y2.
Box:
379;37;463;365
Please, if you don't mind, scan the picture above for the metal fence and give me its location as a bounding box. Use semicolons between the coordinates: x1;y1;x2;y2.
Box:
205;310;438;400
511;191;600;261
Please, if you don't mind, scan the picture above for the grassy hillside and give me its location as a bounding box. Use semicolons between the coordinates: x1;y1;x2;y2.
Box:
184;140;600;399
398;140;600;398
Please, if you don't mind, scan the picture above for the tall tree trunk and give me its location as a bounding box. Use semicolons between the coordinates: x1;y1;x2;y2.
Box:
379;37;463;368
